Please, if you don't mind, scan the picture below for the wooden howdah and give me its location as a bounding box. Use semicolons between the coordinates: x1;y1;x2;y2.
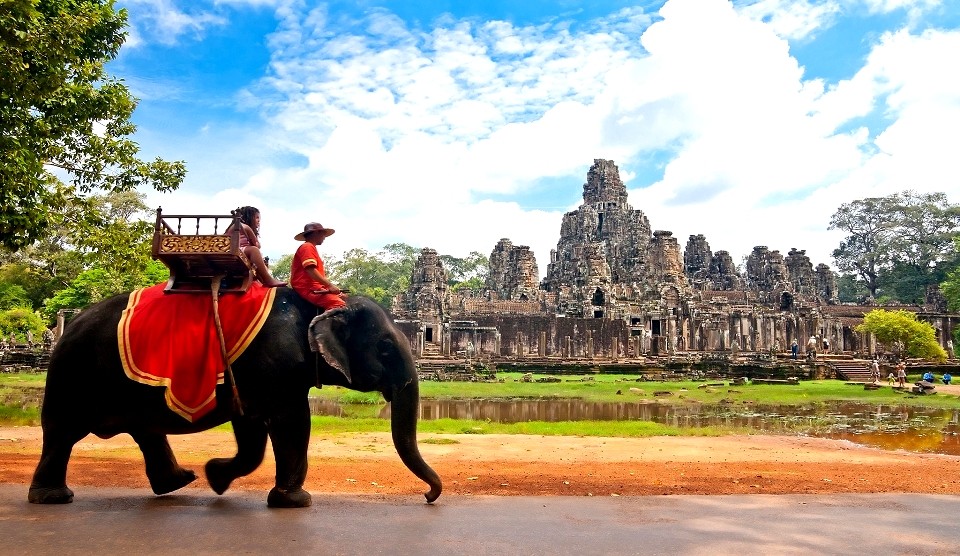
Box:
151;208;255;293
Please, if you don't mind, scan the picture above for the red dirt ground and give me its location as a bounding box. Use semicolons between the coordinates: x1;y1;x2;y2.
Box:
2;427;959;498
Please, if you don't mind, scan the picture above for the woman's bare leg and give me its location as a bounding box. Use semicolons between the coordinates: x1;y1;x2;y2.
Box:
244;246;286;287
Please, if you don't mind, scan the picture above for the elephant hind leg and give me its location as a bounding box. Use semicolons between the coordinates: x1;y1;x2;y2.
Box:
130;431;197;495
28;425;88;504
205;417;268;495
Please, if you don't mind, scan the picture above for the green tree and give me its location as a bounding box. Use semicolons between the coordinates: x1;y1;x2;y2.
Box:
0;0;184;251
830;192;960;300
41;258;168;322
941;247;960;313
880;264;941;305
836;273;870;303
270;254;293;282
0;283;31;310
0;306;46;343
143;259;170;286
71;190;157;279
855;309;947;361
441;251;489;290
326;243;418;308
0;189;161;314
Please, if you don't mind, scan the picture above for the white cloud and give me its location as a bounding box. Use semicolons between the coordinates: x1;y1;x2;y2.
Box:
737;0;841;40
820;27;960;200
860;0;942;22
120;0;227;45
144;0;960;280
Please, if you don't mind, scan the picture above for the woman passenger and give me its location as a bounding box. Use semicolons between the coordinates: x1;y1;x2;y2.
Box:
226;206;286;288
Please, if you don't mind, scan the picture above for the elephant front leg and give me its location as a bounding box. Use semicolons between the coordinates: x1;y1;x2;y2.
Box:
265;400;312;508
204;417;268;495
130;431;197;495
28;424;88;504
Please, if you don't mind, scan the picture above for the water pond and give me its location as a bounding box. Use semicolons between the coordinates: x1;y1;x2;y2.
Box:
308;398;960;456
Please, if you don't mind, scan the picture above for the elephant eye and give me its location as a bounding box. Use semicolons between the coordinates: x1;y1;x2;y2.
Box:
378;339;395;359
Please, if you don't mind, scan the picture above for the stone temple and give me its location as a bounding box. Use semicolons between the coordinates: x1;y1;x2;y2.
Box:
391;159;957;362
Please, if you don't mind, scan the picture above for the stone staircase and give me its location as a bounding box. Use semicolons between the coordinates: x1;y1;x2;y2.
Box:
831;359;873;382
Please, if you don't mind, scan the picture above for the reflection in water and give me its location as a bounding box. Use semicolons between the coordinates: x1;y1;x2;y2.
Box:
308;398;960;456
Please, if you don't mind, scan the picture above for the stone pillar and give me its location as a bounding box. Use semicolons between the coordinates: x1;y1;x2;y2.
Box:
415;331;424;357
666;318;676;354
565;336;572;358
539;332;546;357
55;311;66;341
688;318;697;352
587;330;594;359
612;337;619;361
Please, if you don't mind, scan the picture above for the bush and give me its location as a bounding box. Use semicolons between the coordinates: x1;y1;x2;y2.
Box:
856;309;947;361
0;307;47;343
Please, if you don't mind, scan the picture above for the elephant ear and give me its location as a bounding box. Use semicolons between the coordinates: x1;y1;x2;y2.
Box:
308;309;352;384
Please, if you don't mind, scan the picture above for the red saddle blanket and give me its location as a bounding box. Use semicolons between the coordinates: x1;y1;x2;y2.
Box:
117;283;277;422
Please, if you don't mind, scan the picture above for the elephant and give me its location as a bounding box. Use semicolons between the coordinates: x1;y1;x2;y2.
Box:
28;289;442;507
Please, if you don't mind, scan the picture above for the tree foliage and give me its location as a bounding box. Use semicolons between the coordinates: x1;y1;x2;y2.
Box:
0;306;46;343
830;191;960;301
319;245;493;308
855;309;947;361
0;189;161;317
835;273;870;303
0;0;184;251
270;253;293;282
942;275;960;314
440;251;489;287
325;244;418;308
41;259;167;321
0;283;32;310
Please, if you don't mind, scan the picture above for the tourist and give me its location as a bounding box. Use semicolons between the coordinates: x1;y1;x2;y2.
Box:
870;358;880;383
943;373;953;385
806;336;817;360
887;372;896;386
290;222;347;311
896;362;907;388
791;340;798;359
922;371;935;384
225;206;287;287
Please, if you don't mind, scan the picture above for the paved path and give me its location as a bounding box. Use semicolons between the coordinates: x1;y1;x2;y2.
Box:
1;485;958;554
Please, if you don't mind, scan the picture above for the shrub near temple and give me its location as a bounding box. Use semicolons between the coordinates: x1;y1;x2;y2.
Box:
856;309;948;361
0;307;46;343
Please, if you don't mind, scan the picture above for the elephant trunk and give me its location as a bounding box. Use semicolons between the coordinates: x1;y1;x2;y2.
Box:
390;380;442;503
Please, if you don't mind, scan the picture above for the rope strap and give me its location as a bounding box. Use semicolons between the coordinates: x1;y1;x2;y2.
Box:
210;274;244;416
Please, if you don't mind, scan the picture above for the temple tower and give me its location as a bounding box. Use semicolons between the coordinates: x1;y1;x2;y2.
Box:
541;159;653;316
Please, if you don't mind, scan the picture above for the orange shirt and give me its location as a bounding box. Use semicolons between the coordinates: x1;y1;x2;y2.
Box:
291;241;324;295
290;241;346;310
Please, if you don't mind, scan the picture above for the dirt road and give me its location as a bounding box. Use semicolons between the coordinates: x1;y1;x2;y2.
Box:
2;426;958;497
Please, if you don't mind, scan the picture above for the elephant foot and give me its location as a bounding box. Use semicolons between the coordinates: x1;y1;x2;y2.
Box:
267;486;312;508
204;458;235;495
28;485;74;504
149;467;197;496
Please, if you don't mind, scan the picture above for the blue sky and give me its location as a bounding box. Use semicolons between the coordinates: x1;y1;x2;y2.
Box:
112;0;960;277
